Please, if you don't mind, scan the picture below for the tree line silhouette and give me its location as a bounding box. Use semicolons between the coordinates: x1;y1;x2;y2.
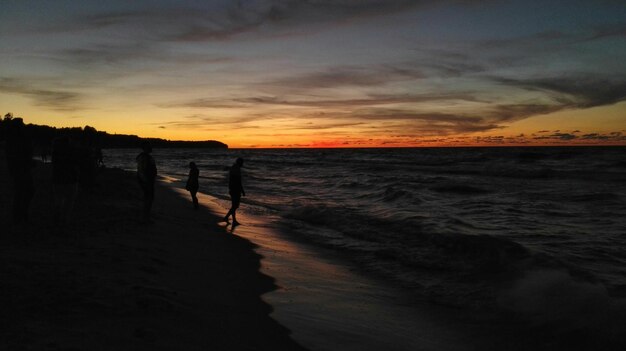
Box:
0;113;228;150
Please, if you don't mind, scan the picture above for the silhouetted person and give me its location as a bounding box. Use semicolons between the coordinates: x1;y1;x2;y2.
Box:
185;162;199;210
5;118;34;224
136;141;157;223
223;158;245;226
95;147;104;167
52;136;79;228
40;145;50;163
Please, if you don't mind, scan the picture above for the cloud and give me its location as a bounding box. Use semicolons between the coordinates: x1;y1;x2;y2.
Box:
171;0;459;41
527;131;626;142
0;78;83;111
488;103;564;122
555;133;577;140
234;92;480;107
54;42;234;72
580;23;626;41
479;23;626;51
262;65;424;90
25;1;487;43
345;108;501;134
581;133;609;140
58;43;154;67
493;75;626;109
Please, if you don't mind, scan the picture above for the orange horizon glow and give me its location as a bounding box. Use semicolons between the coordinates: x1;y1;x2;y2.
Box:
10;100;624;148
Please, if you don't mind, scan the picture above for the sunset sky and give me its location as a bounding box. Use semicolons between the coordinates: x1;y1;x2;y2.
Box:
1;0;625;148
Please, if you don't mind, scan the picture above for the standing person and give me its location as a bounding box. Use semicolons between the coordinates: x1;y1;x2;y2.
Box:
5;118;34;225
95;147;104;167
52;136;79;229
136;141;157;223
223;158;245;226
185;161;199;210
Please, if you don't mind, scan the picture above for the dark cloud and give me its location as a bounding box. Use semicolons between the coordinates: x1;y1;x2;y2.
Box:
263;65;424;90
488;103;564;122
581;133;609;140
551;133;577;140
0;78;82;111
479;30;571;50
172;0;458;41
493;75;626;109
233;92;480;107
282;121;366;130
59;43;154;66
581;23;626;41
529;131;626;142
54;41;234;69
35;1;486;43
162;88;481;109
346;109;501;134
479;23;626;51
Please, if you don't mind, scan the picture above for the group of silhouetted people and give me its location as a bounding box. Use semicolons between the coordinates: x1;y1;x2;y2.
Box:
136;141;245;226
2;116;104;229
3;116;244;229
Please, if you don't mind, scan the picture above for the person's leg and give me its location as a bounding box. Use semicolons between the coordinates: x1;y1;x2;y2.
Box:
224;207;233;222
231;194;241;225
191;190;199;209
231;210;238;225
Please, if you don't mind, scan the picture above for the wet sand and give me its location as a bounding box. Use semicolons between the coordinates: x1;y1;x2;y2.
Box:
195;188;626;351
0;157;304;350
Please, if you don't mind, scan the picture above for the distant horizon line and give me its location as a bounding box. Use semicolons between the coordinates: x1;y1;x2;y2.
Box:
6;118;625;149
161;144;626;150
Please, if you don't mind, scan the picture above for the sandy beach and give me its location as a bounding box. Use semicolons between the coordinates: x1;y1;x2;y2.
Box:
0;155;304;350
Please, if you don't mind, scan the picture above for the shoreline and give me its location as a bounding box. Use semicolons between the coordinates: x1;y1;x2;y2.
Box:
189;182;626;351
0;159;304;350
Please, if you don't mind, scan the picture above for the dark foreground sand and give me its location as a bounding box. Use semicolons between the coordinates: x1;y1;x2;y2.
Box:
0;156;305;350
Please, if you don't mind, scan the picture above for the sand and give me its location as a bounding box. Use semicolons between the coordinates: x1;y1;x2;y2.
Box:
0;156;305;350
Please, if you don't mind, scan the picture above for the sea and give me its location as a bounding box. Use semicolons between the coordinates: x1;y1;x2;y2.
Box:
105;146;626;319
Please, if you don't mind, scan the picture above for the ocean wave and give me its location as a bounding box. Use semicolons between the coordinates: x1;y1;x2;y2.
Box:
498;269;626;348
431;184;490;194
382;186;414;202
106;146;626;317
566;192;621;202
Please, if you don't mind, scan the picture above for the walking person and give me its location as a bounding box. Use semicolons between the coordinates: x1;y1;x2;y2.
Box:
185;162;199;210
136;141;157;223
223;158;245;226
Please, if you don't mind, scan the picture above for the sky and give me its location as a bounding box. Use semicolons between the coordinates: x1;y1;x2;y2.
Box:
1;0;625;148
